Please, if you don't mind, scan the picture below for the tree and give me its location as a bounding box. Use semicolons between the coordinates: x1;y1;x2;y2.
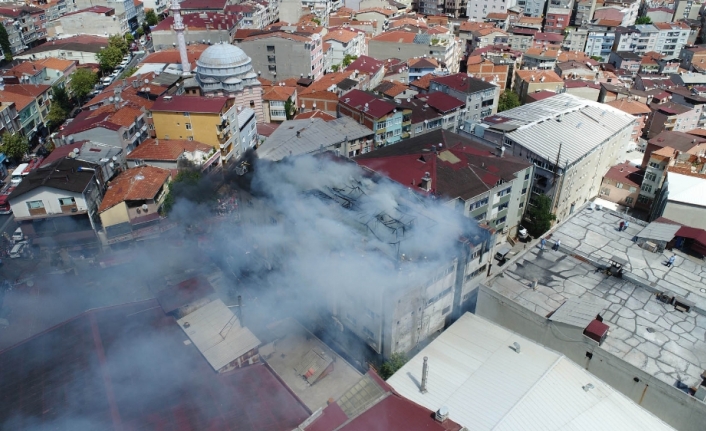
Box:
120;66;138;79
161;169;204;215
379;352;407;380
1;132;29;161
108;34;129;54
342;54;357;67
145;9;159;26
97;45;124;72
51;85;72;112
0;24;12;61
331;64;339;72
590;55;603;62
142;22;151;35
636;16;652;24
70;68;98;101
311;17;321;25
498;90;521;112
136;26;145;37
284;97;296;120
125;32;134;44
47;104;68;128
526;194;556;238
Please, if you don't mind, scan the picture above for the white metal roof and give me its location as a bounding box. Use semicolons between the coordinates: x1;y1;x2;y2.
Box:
177;299;260;372
491;94;634;167
666;172;706;207
386;313;675;431
636;221;682;242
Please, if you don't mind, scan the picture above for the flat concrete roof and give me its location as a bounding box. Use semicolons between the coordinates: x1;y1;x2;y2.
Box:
264;318;362;411
487;204;706;389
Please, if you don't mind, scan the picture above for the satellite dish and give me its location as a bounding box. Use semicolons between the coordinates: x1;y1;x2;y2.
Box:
142;204;148;211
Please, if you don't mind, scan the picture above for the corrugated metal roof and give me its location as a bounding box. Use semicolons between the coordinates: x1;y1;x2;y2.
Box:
548;296;609;327
386;313;675;431
636;222;681;242
490;94;634;166
177;299;260;372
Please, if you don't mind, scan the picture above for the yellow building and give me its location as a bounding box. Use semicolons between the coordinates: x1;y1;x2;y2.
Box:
151;95;239;162
98;166;171;239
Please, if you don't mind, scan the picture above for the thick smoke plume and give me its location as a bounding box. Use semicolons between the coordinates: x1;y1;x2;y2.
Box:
0;153;477;430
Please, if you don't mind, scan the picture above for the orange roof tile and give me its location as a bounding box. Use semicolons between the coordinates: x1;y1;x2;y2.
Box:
36;57;76;72
109;106;144;127
2;83;51;98
594;19;621;26
410;73;433;90
371;30;417;43
99;166;171;212
356;7;396;16
324;28;360;43
126;138;212;161
389;18;428;29
142;45;208;68
0;91;34;111
459;21;495;32
298;90;340;101
605;99;651;115
515;69;563;83
486;12;508;19
262;85;296;101
300;71;354;94
7;62;43;77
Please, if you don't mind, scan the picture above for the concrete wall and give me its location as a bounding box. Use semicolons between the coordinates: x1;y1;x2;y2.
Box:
663;201;706;230
10;187;88;220
153;28;233;51
600;177;639;208
476;284;706;431
100;201;130;228
239;36;322;81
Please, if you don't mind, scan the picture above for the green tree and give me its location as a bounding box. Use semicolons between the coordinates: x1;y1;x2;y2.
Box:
342;54;357;67
120;66;138;79
142;22;151;34
125;32;134;44
0;24;12;61
526;194;557;238
498;90;521;112
1;132;29;161
311;17;321;25
145;9;159;26
51;85;72;112
70;68;98;101
108;34;129;54
379;352;407;380
47;104;68;128
590;55;603;62
331;64;339;72
161;169;204;215
284;97;296;120
136;26;145;37
97;45;124;72
635;16;652;24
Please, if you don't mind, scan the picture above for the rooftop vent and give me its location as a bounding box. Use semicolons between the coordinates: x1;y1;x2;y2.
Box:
435;406;449;422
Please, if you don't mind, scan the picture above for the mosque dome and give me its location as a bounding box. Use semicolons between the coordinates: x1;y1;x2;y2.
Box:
197;43;251;68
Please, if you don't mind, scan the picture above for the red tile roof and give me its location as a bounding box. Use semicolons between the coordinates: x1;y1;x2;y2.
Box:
142;45;208;69
99;165;171;212
178;0;227;10
153;13;238;31
345;55;384;75
410;73;433;91
340;89;395;118
126;139;212;161
415;91;464;112
0;91;36;111
256;122;280;137
62;5;114;16
151;95;229;113
262;85;296;102
2;83;51;98
603;161;643;187
59;104;144;136
370;30;417;43
534;32;563;42
430;73;496;93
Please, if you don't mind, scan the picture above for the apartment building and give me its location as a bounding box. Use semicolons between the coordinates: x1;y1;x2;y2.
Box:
467;58;510;90
262;85;296;123
518;0;547;16
0;101;20;137
238;31;324;80
152;13;239;50
466;0;516;21
74;0;138;33
478;93;635;222
680;45;706;71
1;17;27;57
645;96;703;139
429;73;499;126
14;35;109;64
338;89;412;147
513;69;564;102
599;161;643;208
0;5;46;49
151;95;255;163
544;7;572;34
605;98;651;139
653;21;690;57
324;27;366;71
0;83;51;140
584;26;616;60
368;30;462;74
47;6;127;38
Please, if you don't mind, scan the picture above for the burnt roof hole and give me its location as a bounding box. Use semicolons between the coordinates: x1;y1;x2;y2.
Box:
646;327;656;333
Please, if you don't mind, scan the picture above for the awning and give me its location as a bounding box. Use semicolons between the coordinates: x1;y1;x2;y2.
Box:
676;226;706;255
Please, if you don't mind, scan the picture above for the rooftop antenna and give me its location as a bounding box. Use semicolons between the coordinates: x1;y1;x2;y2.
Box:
420;356;429;393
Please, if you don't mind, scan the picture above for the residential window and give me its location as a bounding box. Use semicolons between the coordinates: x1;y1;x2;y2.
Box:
473;197;488;208
183;112;190;117
27;200;44;209
59;197;75;206
185;123;192;130
188;136;194;141
641;184;653;193
645;172;657;182
625;197;634;204
637;195;651;204
649;162;661;169
521;187;527;194
629;186;637;192
474;212;486;221
616;182;623;189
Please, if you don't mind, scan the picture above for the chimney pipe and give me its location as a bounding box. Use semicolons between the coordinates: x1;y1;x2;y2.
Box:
420;356;429;393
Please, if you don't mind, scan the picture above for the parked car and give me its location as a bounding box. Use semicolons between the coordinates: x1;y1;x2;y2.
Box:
518;226;529;241
9;241;26;258
11;228;23;243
